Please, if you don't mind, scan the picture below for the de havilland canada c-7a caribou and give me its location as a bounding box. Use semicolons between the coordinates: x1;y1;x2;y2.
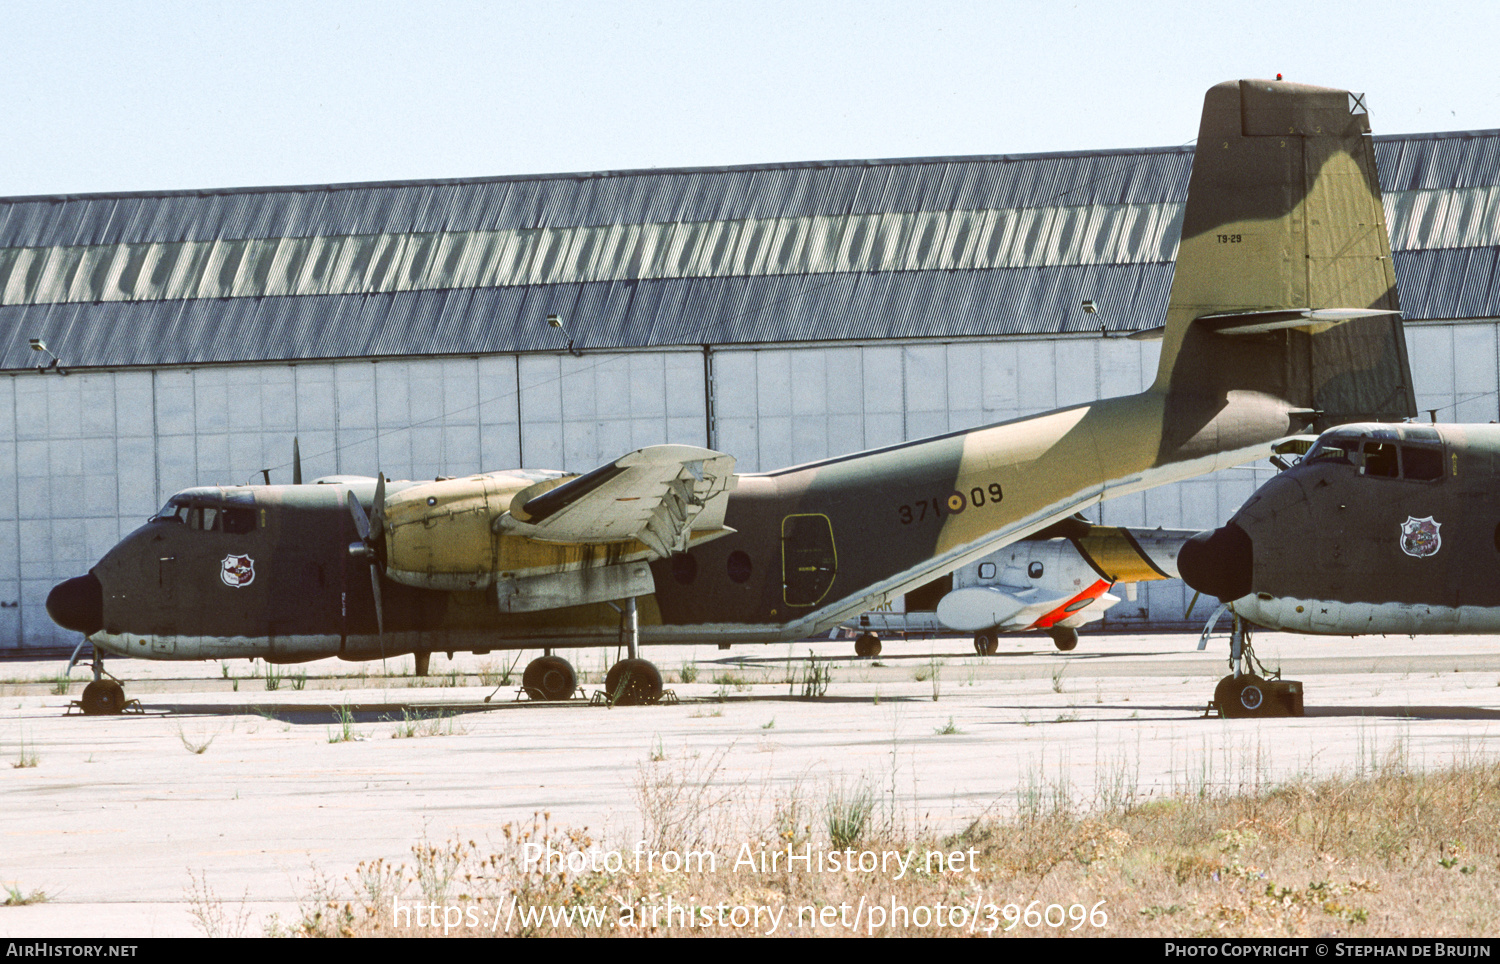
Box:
46;79;1415;715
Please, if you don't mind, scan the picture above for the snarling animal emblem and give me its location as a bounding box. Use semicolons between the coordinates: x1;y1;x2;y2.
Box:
1399;517;1442;558
220;554;256;588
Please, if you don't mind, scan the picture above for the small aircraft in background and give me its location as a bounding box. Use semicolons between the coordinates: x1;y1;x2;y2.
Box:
1179;422;1499;717
847;520;1190;655
48;78;1413;714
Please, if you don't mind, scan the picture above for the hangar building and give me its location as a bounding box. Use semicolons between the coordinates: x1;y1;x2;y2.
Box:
3;130;1499;651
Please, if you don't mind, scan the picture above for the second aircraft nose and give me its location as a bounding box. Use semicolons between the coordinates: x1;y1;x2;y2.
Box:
46;573;104;637
1178;522;1254;602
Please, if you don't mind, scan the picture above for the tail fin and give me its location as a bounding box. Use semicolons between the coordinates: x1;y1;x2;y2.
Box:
1152;80;1414;446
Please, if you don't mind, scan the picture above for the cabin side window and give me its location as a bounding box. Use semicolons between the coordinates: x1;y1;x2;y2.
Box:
1401;446;1444;481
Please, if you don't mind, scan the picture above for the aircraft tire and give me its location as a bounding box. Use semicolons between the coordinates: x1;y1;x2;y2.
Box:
522;655;576;701
973;632;999;656
604;658;663;706
1049;627;1079;652
80;679;126;716
1216;674;1268;719
854;633;882;658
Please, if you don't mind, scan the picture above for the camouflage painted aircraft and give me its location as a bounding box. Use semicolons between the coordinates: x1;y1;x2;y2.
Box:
1179;422;1499;717
46;79;1414;714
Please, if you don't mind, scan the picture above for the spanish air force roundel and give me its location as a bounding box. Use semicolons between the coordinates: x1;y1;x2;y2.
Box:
221;554;256;588
1399;516;1442;558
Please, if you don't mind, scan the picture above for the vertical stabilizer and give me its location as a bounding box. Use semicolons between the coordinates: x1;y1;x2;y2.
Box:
1153;80;1414;455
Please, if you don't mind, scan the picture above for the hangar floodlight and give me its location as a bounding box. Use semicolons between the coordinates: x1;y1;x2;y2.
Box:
28;337;67;375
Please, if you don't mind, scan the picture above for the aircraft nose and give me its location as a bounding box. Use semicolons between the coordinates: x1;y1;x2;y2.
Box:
1178;522;1254;601
46;573;104;636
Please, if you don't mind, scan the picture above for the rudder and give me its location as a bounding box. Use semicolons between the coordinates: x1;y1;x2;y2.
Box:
1152;80;1414;449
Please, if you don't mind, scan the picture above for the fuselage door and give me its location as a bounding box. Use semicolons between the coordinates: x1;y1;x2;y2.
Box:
781;513;837;607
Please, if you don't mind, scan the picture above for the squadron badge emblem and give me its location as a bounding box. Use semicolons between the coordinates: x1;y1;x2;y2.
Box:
1399;516;1442;558
221;554;256;588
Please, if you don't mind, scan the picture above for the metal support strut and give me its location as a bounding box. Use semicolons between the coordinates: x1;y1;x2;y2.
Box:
624;596;639;660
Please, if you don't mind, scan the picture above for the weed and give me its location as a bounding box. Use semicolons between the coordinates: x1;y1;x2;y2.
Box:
186;870;251;938
650;735;667;762
290;671;308;691
678;662;699;684
178;726;215;755
712;672;749;690
49;674;70;696
221;662;231;679
690;707;724;718
12;730;37;769
478;656;520;688
929;656;944;701
761;717;776;730
232;679;239;692
328;702;358;743
265;665;282;691
3;884;48;906
1051;664;1067;693
825;779;876;849
391;710;465;739
934;716;960;735
635;747;738;852
800;652;830;698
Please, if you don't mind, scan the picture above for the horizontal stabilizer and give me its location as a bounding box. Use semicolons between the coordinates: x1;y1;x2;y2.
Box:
1197;307;1401;336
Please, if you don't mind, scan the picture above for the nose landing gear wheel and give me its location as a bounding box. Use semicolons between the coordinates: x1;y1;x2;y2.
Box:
973;632;999;656
854;633;882;658
1215;674;1267;718
79;679;126;716
1048;627;1078;652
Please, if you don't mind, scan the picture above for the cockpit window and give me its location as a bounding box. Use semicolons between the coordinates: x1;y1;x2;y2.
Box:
1362;442;1399;477
1304;442;1351;464
153;491;256;532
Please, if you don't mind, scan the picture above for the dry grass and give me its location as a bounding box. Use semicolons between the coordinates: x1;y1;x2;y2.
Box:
275;755;1500;937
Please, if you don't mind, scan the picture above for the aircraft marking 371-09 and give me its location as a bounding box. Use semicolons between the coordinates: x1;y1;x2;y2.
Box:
47;79;1415;715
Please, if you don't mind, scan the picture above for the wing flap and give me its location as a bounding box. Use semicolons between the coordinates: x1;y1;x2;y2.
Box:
502;444;738;555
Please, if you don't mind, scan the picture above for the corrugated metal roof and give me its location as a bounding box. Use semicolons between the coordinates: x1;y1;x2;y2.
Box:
0;147;1199;248
0;266;1174;369
1;131;1496;371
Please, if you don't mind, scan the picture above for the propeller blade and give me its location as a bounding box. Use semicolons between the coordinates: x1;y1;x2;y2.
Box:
346;491;370;543
292;437;303;485
369;564;385;640
370;473;387;541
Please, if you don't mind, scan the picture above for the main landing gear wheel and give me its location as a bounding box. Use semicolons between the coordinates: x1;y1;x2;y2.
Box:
1049;627;1078;652
854;633;882;658
80;679;126;716
1215;673;1266;719
522;655;577;701
604;658;663;706
973;632;999;656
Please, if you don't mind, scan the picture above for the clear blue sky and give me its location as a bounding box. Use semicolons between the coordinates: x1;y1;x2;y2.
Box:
3;0;1497;197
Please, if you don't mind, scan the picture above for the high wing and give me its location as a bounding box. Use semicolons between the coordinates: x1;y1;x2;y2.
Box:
502;444;737;556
